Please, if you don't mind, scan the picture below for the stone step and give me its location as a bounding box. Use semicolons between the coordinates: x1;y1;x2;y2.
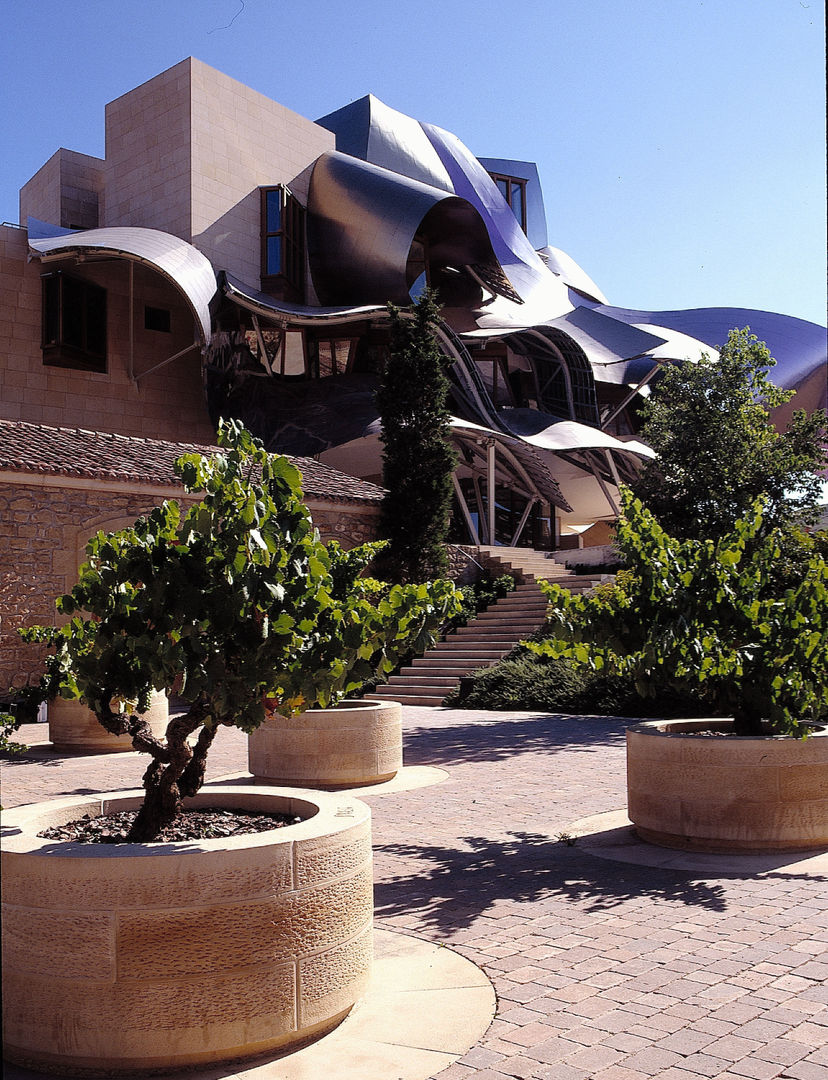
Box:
365;690;450;705
370;552;600;702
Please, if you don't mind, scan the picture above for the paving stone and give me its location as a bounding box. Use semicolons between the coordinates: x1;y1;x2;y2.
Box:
4;707;828;1080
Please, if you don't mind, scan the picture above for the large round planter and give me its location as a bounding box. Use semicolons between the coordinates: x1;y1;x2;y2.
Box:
627;719;828;852
48;691;169;754
1;785;373;1075
249;699;402;788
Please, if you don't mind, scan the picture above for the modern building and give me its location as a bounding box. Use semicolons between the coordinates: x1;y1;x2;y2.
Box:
2;56;826;557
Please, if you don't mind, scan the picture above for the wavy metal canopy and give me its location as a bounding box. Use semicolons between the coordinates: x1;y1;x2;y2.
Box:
27;220;217;345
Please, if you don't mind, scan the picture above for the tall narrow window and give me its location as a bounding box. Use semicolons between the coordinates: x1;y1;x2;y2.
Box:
261;186;306;300
488;173;528;233
41;271;107;372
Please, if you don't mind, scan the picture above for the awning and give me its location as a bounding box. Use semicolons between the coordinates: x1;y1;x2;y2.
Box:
27;219;217;345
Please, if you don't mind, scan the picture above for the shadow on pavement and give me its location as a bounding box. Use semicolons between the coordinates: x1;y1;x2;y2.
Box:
403;714;629;766
374;829;729;929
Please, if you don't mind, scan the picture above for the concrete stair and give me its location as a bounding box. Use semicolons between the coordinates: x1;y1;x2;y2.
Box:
368;550;606;706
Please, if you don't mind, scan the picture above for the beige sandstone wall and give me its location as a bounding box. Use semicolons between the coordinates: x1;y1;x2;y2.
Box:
0;226;216;442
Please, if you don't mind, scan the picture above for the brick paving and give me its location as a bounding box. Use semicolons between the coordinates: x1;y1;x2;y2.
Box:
3;707;828;1080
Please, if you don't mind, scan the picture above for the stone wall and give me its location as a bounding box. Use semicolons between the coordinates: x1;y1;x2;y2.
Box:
0;479;382;695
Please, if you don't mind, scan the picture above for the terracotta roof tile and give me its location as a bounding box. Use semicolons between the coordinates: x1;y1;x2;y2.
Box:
0;420;385;504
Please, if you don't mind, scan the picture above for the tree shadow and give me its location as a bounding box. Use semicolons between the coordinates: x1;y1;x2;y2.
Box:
374;830;729;931
402;713;630;766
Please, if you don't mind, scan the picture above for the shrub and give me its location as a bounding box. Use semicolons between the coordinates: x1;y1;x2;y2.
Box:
531;489;828;736
22;421;459;840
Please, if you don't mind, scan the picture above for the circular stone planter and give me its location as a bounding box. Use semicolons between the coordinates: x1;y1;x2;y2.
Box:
1;785;373;1076
627;719;828;852
249;699;402;788
48;691;169;754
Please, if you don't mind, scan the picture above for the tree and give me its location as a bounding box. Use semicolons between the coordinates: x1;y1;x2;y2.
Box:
376;289;458;582
23;421;459;840
530;489;828;737
631;328;826;541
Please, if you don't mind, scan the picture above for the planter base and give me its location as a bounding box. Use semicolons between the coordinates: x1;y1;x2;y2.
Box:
2;786;373;1075
249;700;402;788
627;719;828;853
48;692;169;754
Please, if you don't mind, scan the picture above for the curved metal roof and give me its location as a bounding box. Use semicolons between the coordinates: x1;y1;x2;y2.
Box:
222;271;386;326
595;304;827;407
27;219;217;345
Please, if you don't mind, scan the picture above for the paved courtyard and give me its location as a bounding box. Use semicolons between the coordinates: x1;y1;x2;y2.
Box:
3;706;828;1080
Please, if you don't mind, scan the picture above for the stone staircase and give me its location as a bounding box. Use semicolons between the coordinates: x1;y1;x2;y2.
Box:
367;548;605;707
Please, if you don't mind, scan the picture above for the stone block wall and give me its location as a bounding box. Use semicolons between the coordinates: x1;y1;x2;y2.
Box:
0;226;216;444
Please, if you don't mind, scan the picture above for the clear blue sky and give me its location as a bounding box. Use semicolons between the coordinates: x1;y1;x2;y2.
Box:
2;0;825;327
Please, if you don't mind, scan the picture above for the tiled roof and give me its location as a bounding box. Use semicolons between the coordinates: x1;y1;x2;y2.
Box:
0;420;385;504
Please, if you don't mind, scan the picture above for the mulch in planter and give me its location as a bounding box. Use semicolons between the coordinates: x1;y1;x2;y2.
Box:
39;807;304;844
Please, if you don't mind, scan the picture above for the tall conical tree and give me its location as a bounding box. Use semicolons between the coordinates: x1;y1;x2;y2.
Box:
376;290;458;583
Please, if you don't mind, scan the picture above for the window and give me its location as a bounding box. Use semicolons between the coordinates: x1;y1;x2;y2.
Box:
144;305;171;333
309;338;356;378
488;173;527;232
261;186;306;299
42;271;107;372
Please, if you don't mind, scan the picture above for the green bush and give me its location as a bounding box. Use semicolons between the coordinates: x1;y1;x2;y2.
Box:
446;646;712;717
533;490;828;736
449;573;515;629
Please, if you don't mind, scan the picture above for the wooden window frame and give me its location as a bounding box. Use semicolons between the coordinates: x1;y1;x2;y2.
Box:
261;186;306;300
488;173;528;233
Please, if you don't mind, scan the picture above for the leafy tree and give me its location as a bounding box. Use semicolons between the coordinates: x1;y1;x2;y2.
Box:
529;489;828;737
376;289;458;582
631;327;826;540
23;421;458;840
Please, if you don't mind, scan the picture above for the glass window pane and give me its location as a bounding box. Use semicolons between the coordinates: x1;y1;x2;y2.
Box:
267;235;282;275
266;189;282;233
283;331;306;375
85;285;107;356
333;340;351;373
496;178;509;200
512;184;524;227
62;276;85;349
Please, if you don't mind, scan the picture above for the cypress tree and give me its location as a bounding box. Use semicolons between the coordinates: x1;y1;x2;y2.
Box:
376;290;458;583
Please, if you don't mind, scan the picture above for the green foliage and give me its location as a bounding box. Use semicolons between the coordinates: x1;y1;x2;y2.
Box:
22;420;459;839
529;489;828;737
376;289;458;582
445;644;711;716
449;574;515;629
632;327;827;541
0;712;27;755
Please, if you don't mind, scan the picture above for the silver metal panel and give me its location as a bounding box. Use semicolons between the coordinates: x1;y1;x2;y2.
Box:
222;272;386;326
595;304;827;406
307;151;501;306
539;246;608;305
450;418;571;511
544;307;668;384
500;409;655;458
317;95;453;192
28;220;216;344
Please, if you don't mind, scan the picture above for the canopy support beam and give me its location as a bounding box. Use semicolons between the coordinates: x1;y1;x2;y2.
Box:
452;473;480;546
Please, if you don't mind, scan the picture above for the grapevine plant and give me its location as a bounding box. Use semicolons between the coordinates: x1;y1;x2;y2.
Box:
530;489;827;738
23;421;458;840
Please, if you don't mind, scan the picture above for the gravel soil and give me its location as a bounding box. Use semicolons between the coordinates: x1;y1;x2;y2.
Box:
38;807;303;844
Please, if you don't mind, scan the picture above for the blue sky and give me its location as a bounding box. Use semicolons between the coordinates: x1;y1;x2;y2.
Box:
2;0;825;327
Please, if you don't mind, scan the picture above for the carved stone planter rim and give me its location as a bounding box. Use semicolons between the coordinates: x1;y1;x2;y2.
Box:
0;784;367;856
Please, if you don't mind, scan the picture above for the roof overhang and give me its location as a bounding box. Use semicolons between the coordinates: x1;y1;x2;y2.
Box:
27;219;217;345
